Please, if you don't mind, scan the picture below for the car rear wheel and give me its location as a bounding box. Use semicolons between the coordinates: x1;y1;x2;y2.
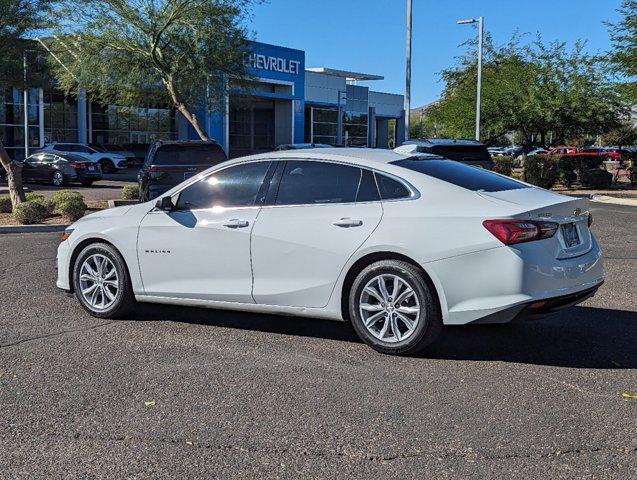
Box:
349;260;442;355
51;171;67;187
99;159;115;174
73;243;135;318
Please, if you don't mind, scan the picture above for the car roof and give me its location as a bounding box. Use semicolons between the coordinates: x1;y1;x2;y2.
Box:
239;147;444;166
403;138;484;147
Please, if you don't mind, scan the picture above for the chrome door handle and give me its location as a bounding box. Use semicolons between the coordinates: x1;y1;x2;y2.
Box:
223;219;249;228
333;218;363;228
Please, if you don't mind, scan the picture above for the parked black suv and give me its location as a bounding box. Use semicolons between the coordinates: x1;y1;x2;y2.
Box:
396;139;494;169
138;140;228;201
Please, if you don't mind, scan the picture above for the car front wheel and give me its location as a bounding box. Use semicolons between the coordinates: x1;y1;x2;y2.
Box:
73;243;135;318
99;159;116;174
349;260;442;355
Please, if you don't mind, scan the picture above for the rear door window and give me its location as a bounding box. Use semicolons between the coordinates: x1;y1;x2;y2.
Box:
392;158;528;192
375;173;411;200
275;161;362;205
154;144;227;166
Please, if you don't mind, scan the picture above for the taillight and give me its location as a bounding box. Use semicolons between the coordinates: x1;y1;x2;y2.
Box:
69;163;84;169
483;219;558;245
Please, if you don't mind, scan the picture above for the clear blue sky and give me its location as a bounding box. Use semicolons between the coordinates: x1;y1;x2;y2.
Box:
249;0;624;108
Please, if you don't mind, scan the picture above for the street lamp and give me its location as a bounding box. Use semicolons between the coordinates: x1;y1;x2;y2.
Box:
405;0;412;142
457;16;484;142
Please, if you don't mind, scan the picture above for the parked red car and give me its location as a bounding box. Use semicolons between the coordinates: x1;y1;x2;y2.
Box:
547;146;622;160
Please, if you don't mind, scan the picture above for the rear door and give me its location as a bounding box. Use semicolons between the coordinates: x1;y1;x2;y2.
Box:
251;160;383;308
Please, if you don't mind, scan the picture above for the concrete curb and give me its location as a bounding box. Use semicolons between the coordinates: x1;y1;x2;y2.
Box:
0;223;69;234
590;194;637;207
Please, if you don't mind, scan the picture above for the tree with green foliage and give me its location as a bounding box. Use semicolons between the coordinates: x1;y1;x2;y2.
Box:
427;34;624;149
607;0;637;103
0;0;54;209
50;0;255;141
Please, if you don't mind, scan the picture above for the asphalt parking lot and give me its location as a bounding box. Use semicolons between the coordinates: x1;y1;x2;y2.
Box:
1;169;138;203
0;202;635;479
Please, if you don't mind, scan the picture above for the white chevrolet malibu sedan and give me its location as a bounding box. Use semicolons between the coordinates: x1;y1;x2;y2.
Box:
56;148;603;355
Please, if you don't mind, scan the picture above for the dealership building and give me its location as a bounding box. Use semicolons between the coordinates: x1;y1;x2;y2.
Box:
1;41;406;160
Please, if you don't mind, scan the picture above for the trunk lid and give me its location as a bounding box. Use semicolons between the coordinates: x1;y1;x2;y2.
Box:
478;188;592;259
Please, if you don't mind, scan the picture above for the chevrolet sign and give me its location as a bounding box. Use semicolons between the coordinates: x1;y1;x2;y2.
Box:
246;53;301;75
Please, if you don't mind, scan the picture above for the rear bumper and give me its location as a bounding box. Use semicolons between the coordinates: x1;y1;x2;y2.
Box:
427;235;604;325
470;281;602;324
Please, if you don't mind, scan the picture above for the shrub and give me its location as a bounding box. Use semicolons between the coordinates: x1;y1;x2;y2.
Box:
523;155;558;189
51;189;83;210
581;168;612;189
25;192;45;203
13;201;48;225
121;184;140;201
493;156;514;177
0;195;12;213
57;197;87;221
23;192;55;214
554;156;577;187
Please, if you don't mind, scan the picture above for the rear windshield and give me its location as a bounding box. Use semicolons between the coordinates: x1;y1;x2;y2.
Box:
153;144;227;166
392;158;528;192
429;145;491;162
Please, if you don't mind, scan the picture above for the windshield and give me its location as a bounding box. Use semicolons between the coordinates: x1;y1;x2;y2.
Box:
392;158;528;192
153;144;227;166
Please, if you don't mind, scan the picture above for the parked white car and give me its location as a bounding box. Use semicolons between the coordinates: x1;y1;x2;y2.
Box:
40;143;128;173
56;148;603;355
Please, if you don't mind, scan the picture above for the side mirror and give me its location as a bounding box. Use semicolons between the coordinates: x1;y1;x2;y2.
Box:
155;196;174;212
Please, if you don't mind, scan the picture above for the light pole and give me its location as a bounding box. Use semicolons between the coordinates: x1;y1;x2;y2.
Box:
457;16;484;142
405;0;412;142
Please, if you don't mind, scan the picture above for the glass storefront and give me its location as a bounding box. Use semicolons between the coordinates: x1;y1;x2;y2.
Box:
342;111;368;147
229;99;275;158
1;87;40;160
305;106;338;145
43;91;78;145
91;104;177;144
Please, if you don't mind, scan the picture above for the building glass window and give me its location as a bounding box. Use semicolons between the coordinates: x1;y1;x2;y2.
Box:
43;91;78;145
90;104;177;145
1;87;41;160
305;106;338;145
342;111;368;147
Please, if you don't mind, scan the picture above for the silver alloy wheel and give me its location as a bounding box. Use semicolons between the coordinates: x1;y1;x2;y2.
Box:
52;171;64;186
79;254;119;311
359;274;421;343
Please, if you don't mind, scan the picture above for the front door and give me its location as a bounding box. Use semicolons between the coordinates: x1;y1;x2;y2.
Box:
251;160;383;308
137;161;272;302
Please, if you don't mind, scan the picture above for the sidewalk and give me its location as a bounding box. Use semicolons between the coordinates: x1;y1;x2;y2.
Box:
556;187;637;207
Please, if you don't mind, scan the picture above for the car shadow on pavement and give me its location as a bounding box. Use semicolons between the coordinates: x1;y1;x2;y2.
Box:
425;306;637;369
130;304;636;369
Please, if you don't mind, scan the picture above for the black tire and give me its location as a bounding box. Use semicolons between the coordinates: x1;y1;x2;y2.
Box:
80;179;94;187
72;242;135;318
349;260;442;356
99;159;116;174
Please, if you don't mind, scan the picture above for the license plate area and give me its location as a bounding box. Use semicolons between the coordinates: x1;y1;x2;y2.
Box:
87;166;95;172
561;223;581;248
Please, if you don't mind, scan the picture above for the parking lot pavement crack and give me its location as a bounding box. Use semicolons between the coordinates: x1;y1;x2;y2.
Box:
27;432;637;463
0;321;115;349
